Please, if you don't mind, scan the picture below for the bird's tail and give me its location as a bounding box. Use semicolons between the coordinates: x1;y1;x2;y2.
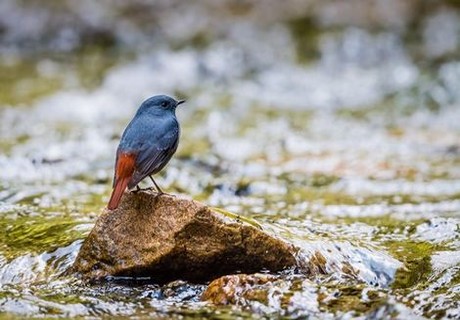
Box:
107;177;130;210
108;152;136;210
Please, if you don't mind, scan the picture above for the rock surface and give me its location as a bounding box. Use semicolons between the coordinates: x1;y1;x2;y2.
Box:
72;191;298;282
201;273;392;317
201;273;280;305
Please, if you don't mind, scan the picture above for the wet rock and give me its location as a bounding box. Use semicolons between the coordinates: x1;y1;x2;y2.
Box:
71;191;297;282
201;273;322;317
201;273;400;318
201;273;281;305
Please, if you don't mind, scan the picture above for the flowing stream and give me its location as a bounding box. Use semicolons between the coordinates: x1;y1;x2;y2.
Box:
0;1;459;318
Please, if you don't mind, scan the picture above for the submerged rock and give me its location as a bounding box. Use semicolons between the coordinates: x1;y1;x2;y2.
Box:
201;273;418;318
201;273;281;305
72;191;297;282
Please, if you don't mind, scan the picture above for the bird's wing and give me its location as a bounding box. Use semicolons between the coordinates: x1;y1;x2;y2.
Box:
128;127;179;189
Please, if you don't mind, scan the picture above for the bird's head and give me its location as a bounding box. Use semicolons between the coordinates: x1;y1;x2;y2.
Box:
137;95;185;116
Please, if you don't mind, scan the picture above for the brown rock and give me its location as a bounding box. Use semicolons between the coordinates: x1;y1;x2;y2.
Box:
201;273;386;317
201;273;279;305
72;191;297;283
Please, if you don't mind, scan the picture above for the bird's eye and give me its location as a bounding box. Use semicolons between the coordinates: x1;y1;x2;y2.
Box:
161;101;168;107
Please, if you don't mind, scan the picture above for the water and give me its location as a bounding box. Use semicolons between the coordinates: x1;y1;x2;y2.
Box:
0;1;459;318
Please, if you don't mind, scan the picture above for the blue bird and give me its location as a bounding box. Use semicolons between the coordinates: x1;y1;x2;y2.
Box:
108;95;185;210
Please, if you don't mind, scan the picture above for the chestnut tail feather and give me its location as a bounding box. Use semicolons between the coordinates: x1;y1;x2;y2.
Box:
108;178;130;210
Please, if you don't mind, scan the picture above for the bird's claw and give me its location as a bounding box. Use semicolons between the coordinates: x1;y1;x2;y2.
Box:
132;186;153;194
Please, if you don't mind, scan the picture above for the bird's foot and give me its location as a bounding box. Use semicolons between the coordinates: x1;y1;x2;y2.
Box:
131;186;154;194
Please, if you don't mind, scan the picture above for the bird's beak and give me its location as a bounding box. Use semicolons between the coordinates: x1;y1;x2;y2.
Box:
177;100;186;106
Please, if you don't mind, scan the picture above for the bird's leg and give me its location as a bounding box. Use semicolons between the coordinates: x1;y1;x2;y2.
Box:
149;176;164;194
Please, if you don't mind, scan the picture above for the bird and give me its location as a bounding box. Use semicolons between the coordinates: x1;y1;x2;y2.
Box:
107;95;185;210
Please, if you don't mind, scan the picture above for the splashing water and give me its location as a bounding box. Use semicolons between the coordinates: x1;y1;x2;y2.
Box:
0;1;459;318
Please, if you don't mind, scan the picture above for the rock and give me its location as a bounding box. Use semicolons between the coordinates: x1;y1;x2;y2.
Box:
201;273;280;305
201;273;391;317
201;244;404;311
71;191;297;283
201;273;324;317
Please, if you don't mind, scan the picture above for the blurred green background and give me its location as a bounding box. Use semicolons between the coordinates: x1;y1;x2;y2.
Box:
0;0;459;318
